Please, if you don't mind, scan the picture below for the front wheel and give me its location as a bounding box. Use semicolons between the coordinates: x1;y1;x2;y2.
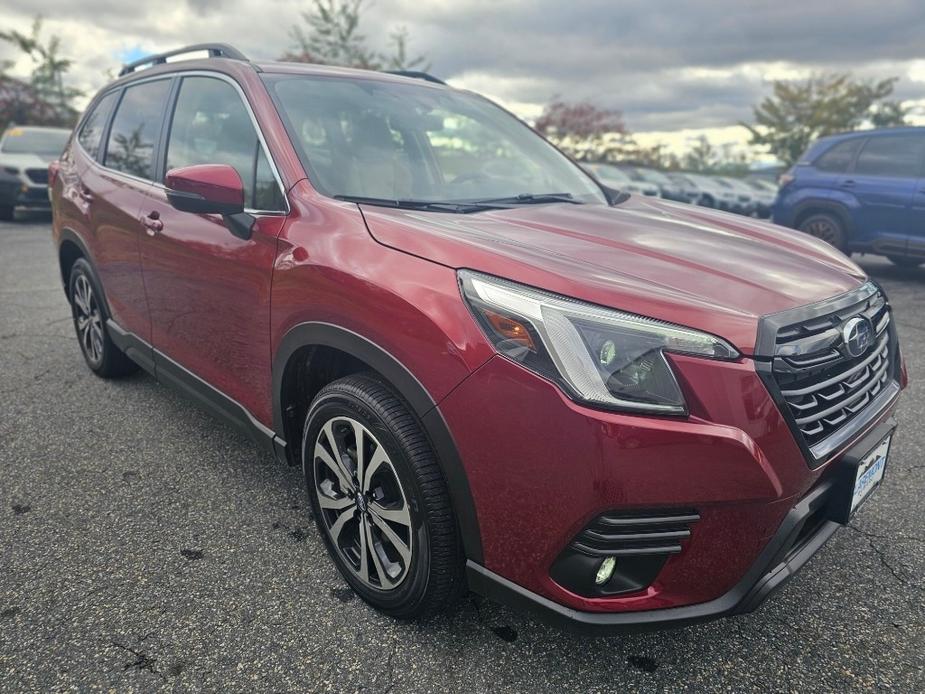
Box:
798;212;846;250
0;205;13;221
302;373;463;618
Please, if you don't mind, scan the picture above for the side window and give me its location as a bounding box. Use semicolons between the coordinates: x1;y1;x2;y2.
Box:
166;76;285;211
854;136;925;178
77;91;118;160
105;80;171;180
814;138;862;173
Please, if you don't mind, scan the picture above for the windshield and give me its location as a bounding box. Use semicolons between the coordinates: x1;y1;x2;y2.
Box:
267;75;606;207
1;127;70;155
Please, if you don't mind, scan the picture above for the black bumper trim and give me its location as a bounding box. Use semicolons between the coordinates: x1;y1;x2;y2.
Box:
466;416;896;634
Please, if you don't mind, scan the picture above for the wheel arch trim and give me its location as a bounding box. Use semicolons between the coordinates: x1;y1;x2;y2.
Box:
272;321;484;563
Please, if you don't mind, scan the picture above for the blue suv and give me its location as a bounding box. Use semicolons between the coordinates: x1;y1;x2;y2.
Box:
773;126;925;267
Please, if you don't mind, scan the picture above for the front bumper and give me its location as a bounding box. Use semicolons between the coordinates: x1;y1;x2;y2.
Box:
442;351;900;631
466;414;895;632
14;184;51;210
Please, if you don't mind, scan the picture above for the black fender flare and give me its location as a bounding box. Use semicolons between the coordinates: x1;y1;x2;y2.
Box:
791;200;856;239
57;228;116;317
272;322;484;563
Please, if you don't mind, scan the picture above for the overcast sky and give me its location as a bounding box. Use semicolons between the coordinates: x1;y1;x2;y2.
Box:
3;0;925;155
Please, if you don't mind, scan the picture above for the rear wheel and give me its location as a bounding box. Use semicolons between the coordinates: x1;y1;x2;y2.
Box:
302;373;463;618
68;258;138;378
887;255;924;268
0;205;13;221
798;212;846;250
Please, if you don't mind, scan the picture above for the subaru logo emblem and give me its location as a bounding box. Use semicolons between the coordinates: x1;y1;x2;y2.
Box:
842;317;873;358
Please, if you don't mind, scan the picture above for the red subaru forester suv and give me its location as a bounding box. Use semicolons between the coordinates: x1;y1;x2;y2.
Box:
49;44;904;631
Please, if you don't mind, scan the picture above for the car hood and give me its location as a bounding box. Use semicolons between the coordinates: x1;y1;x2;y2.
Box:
360;195;866;355
0;152;55;168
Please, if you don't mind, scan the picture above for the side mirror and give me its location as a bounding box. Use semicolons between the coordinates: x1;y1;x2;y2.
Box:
599;184;630;206
165;164;254;239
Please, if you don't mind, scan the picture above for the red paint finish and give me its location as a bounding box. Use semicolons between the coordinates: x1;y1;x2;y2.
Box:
270;182;495;407
165;164;245;207
137;184;283;424
361;197;866;356
438;354;898;612
50;57;906;623
55;141;152;342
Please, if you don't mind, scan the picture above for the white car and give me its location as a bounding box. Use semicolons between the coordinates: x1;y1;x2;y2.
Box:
0;126;71;220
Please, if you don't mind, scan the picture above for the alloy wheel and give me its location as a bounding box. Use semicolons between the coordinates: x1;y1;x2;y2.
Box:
73;274;104;367
313;416;414;590
804;217;839;244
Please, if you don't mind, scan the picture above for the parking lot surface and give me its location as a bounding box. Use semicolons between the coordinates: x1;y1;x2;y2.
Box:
1;217;923;692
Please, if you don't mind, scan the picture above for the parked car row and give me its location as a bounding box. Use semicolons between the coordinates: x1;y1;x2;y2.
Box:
582;162;778;218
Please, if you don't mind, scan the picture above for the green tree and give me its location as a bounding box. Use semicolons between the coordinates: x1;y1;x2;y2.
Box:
744;73;907;166
0;16;81;126
284;0;427;70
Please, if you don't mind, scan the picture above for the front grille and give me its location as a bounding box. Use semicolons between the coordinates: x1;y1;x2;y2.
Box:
569;510;700;557
762;282;899;464
25;168;48;185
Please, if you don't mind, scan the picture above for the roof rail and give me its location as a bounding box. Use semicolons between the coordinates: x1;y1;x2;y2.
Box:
118;43;249;77
384;70;446;85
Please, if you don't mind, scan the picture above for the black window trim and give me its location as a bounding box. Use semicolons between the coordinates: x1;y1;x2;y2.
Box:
75;69;289;216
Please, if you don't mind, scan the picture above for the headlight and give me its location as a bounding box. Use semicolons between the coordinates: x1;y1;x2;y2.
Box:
459;271;739;415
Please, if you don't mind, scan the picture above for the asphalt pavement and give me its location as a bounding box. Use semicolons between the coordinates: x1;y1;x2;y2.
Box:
1;217;923;692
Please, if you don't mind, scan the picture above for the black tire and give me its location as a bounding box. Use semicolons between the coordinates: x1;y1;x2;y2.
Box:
68;258;139;378
699;195;714;208
302;373;463;618
798;212;846;250
0;205;14;221
887;255;924;268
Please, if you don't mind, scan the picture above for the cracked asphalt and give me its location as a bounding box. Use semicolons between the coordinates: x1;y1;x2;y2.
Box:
1;217;923;692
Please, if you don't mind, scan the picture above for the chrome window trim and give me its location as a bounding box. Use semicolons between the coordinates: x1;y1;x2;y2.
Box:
76;69;289;216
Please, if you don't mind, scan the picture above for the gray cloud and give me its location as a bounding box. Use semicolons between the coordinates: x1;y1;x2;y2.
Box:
2;0;924;133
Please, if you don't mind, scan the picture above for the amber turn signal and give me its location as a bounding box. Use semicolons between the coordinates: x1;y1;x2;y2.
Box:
482;308;536;351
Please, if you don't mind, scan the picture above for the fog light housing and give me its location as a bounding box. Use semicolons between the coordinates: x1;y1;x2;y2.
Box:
595;556;617;585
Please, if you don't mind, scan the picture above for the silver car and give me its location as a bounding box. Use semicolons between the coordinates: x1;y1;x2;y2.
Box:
0;126;71;220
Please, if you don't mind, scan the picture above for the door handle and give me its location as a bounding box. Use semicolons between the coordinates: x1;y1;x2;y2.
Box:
78;187;94;203
840;179;856;188
142;211;163;235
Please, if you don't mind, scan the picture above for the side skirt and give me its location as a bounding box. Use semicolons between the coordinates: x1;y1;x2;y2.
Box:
107;319;287;462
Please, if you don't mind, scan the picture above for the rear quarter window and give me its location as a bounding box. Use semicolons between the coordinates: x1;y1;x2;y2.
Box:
104;79;171;180
813;138;863;173
77;91;119;161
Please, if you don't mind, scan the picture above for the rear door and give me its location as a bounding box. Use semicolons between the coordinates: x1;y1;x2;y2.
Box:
137;74;288;424
845;133;925;249
72;78;173;343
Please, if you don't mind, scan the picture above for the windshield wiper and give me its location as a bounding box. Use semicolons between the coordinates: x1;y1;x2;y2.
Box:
465;192;583;206
334;195;503;214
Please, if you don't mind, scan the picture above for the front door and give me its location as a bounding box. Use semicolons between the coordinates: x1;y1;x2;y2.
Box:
138;74;289;425
845;133;925;250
